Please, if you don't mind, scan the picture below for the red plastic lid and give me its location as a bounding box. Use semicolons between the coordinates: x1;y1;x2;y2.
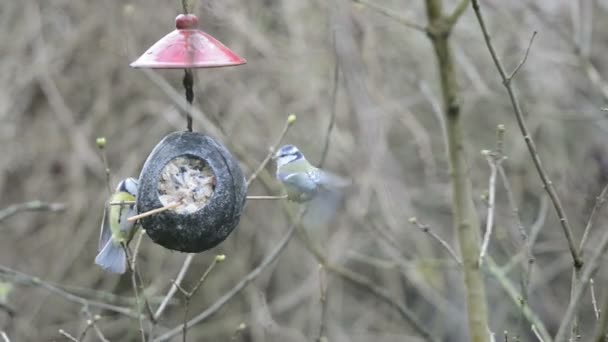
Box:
130;14;246;69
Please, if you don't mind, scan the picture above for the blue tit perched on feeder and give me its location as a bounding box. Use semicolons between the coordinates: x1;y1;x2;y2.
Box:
273;145;350;202
95;178;139;274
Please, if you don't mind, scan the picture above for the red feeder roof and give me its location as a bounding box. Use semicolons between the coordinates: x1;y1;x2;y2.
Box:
130;14;246;69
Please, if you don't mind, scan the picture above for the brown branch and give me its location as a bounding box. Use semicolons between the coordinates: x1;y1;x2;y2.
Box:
470;0;582;268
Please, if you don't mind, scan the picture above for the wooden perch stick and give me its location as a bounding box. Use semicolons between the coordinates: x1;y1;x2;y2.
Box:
128;202;181;222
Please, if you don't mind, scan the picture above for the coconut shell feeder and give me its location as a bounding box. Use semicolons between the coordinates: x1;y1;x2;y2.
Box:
130;11;248;253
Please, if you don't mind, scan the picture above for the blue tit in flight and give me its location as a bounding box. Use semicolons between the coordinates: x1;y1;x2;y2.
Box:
95;177;139;274
273;144;350;202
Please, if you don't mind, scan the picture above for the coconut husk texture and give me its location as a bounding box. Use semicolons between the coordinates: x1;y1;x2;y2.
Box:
137;131;247;252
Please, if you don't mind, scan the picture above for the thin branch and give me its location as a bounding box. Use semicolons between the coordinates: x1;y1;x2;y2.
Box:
445;0;470;28
508;32;537;80
579;183;608;253
123;244;146;342
153;253;195;320
82;309;109;342
317;265;329;342
350;0;427;32
0;265;135;317
409;217;462;265
173;255;224;342
0;331;9;342
58;329;78;342
153;213;301;342
470;0;582;268
246;114;296;187
96;137;112;195
590;278;600;320
484;258;552;342
319;50;340;168
479;152;498;266
554;224;608;342
592;280;608;341
0;201;65;223
532;325;546;342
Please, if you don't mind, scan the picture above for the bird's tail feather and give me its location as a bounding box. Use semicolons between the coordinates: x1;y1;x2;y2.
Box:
95;240;127;274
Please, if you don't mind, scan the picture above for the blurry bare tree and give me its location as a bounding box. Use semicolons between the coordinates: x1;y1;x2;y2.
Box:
2;0;608;341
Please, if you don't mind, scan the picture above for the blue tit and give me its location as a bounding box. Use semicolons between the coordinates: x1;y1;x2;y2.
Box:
273;144;350;202
95;177;139;274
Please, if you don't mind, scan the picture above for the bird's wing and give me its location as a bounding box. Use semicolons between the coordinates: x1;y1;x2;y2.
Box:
279;171;318;193
309;169;351;190
98;203;112;252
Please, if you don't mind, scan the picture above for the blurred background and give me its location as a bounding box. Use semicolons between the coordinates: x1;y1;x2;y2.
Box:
2;0;608;341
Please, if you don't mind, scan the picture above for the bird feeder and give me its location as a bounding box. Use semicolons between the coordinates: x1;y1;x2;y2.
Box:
130;13;247;253
137;132;247;253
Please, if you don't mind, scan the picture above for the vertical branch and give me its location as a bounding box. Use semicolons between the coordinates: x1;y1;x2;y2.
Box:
424;0;489;340
469;0;582;268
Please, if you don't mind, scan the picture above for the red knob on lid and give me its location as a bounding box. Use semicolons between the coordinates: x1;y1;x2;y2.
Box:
175;14;199;29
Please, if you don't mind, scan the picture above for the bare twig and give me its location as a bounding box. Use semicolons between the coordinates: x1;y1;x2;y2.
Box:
246;114;296;186
479;125;506;266
508;32;537;80
318;48;340;168
153;254;195;320
127;202;182;222
172;254;224;342
0;265;135;317
445;0;470;28
96;137;112;195
554;225;608;342
75;314;104;342
123;244;146;342
579;183;608;253
153;212;301;342
470;1;583;268
317;265;329;342
350;0;427;32
532;325;545;342
590;278;600;320
0;201;65;223
484;258;552;342
409;217;462;265
58;329;78;342
82;309;109;342
0;331;8;342
592;281;608;341
479;154;497;266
